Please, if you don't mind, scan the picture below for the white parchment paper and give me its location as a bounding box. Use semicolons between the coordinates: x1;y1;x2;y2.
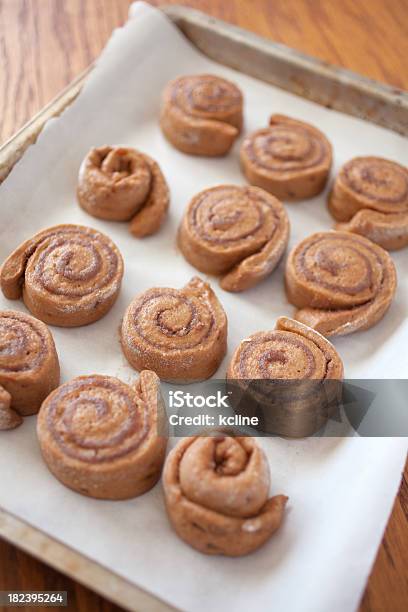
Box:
0;3;407;611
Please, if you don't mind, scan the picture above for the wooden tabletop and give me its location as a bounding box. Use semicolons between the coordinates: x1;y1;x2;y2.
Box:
0;1;407;610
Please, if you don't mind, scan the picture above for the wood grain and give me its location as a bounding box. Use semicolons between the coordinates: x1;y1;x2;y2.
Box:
0;1;407;611
0;535;123;612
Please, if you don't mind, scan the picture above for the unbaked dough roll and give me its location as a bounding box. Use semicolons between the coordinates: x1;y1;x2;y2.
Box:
178;185;290;292
285;231;397;336
227;317;343;437
37;371;167;500
163;434;287;556
1;224;124;327
121;277;227;382
328;156;408;250
77;146;170;238
160;74;243;156
240;114;332;200
0;386;22;430
0;310;60;417
228;316;343;380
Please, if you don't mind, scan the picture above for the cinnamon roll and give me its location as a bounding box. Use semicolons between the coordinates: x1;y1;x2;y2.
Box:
178;185;290;292
1;224;124;327
37;371;167;500
0;310;60;417
227;316;343;437
77;146;170;238
285;231;397;336
0;386;22;430
160;74;243;156
121;277;227;382
163;434;287;556
328;157;408;250
240;114;332;200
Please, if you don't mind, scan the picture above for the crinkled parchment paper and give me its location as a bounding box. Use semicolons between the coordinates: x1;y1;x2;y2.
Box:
0;3;407;611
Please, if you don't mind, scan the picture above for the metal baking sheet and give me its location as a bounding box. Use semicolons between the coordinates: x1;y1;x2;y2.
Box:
0;4;406;611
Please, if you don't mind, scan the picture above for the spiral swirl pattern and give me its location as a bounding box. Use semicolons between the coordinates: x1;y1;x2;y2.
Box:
37;371;167;499
240;115;332;200
1;224;124;327
329;157;408;250
160;74;243;156
244;126;325;172
169;75;242;118
285;231;397;336
340;157;408;208
0;310;60;416
77;146;169;237
178;185;289;292
121;277;227;382
0;312;47;373
236;332;324;379
44;376;147;462
227;317;343;437
163;434;287;556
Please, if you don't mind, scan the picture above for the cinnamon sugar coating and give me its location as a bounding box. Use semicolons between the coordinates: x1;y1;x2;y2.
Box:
178;185;289;292
0;310;60;417
1;224;124;327
160;74;243;156
227;317;343;437
121;277;227;383
329;157;408;250
163;434;287;556
240;114;332;200
37;371;167;500
77;146;169;238
285;231;397;336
